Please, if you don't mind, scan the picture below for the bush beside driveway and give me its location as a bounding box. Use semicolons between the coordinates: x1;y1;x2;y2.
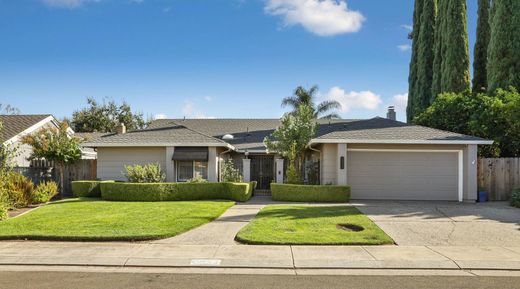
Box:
0;198;234;241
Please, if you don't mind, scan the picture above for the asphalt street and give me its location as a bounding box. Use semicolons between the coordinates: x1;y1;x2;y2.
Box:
2;271;520;289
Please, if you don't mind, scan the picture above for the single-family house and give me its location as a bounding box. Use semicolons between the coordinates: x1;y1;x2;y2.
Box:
84;109;492;202
0;114;97;167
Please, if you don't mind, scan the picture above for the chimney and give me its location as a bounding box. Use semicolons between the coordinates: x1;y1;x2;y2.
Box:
386;106;396;121
116;123;126;134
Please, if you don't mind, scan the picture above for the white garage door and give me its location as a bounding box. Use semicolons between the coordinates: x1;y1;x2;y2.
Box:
347;150;460;201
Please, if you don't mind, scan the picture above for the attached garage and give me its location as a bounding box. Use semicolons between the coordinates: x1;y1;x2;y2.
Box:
347;149;462;201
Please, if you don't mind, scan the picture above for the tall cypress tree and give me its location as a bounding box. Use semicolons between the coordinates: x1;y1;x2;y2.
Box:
431;0;470;101
487;0;520;93
415;0;437;112
407;0;424;122
472;0;490;94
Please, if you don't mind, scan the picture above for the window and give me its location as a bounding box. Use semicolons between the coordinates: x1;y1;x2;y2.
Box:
176;161;208;182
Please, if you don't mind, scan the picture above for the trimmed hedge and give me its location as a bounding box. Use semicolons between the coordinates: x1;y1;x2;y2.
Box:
100;182;254;202
271;183;350;202
512;188;520;208
72;181;115;198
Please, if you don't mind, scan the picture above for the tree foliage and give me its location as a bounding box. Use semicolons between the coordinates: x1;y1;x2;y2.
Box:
22;122;82;195
487;0;520;93
472;0;491;94
71;97;148;133
414;89;520;157
431;0;470;100
265;104;317;182
281;86;341;119
407;0;424;122
220;160;243;183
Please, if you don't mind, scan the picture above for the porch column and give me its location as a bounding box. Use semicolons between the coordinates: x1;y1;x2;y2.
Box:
165;147;175;182
275;158;284;183
337;143;348;185
242;158;251;182
208;147;218;182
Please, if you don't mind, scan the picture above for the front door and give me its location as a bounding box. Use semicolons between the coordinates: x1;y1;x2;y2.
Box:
250;155;274;190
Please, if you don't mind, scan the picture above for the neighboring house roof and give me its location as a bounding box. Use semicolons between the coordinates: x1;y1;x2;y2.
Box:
87;117;491;150
83;124;233;148
0;114;54;143
74;132;111;142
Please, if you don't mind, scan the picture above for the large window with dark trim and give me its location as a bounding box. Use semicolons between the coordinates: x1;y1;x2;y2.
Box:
176;161;208;182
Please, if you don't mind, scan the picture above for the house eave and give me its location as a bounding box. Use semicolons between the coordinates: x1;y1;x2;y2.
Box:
84;142;236;150
309;139;494;145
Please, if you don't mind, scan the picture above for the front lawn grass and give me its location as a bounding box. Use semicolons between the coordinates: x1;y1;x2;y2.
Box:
0;198;234;241
235;205;394;245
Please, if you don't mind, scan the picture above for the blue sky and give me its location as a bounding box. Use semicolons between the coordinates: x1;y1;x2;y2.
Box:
0;0;478;122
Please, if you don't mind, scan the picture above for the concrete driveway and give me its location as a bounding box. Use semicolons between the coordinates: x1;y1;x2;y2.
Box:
355;201;520;246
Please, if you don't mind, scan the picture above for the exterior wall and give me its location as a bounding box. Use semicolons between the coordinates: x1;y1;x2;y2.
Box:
320;143;338;185
208;147;218;182
97;147;166;181
464;144;478;201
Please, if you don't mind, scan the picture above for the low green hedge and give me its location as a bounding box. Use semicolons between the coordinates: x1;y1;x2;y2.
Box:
512;188;520;208
72;181;115;198
271;183;350;202
100;182;254;202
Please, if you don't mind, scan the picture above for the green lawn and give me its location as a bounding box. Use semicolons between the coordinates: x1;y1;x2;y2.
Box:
235;205;394;245
0;198;234;241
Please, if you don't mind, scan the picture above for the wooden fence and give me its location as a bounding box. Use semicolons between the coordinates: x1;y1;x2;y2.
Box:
478;158;520;201
14;159;97;197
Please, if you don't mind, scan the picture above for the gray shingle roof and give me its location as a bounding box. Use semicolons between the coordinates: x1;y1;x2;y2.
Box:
313;117;490;143
0;114;52;143
83;124;229;147
86;117;491;148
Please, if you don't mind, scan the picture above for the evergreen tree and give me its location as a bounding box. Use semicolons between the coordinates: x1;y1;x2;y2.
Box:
415;0;437;114
487;0;520;93
431;0;470;101
472;0;490;94
407;0;424;122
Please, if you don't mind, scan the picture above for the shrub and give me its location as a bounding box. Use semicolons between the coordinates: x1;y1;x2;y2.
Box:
221;160;242;182
72;180;102;198
512;188;520;208
124;163;165;183
30;181;58;204
271;183;350;202
285;162;301;184
187;175;209;183
100;182;255;202
5;172;34;208
0;192;8;220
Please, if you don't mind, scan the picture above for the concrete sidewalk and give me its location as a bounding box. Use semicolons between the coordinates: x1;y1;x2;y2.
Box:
1;241;520;271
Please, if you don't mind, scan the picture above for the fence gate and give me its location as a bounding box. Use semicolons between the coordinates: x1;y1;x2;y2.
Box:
478;158;520;201
250;155;274;191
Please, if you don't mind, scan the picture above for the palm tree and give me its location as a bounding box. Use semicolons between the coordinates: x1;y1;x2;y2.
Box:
281;86;342;119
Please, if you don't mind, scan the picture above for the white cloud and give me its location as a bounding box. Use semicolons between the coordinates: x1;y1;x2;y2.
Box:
182;101;215;119
204;96;213;102
41;0;99;8
401;24;413;31
324;86;382;112
154;113;167;120
397;44;411;52
391;93;408;113
265;0;365;36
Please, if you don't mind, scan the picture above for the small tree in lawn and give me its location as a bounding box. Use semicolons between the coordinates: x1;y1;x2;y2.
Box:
264;104;317;184
22;122;82;196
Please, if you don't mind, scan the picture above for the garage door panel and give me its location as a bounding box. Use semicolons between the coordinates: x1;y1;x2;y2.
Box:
347;151;459;201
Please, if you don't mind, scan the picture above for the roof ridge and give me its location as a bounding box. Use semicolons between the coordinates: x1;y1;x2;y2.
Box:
169;120;228;144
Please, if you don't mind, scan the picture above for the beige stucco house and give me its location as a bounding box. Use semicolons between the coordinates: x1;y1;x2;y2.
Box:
84;113;492;202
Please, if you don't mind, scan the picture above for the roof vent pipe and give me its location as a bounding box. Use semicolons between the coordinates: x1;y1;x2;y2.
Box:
386;106;396;121
116;123;126;134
